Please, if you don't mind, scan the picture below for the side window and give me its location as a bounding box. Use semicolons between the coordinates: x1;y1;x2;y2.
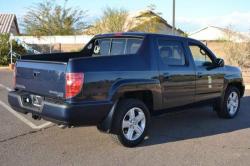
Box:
110;39;126;55
189;44;213;66
158;40;186;66
93;39;111;56
92;38;143;56
126;39;143;54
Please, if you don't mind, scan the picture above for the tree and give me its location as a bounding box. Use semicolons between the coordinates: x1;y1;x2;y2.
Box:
0;34;26;66
85;7;128;35
22;0;87;36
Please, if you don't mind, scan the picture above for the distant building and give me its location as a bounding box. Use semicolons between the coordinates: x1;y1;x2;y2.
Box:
189;26;249;42
0;14;20;35
85;9;184;36
125;10;184;36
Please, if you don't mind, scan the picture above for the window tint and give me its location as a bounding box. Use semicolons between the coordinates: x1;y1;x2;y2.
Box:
110;39;126;55
92;38;143;56
93;39;111;56
158;40;186;66
126;39;143;54
189;45;212;66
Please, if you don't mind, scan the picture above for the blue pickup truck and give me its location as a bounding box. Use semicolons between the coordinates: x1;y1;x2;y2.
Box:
8;33;245;147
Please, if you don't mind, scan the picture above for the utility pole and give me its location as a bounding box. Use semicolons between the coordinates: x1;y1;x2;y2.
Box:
172;0;176;35
9;33;13;64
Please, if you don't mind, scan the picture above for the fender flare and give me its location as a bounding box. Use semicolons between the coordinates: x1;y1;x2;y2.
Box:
97;79;161;133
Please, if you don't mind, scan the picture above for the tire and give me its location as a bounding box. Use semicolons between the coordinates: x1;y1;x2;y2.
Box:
216;86;241;119
111;99;150;147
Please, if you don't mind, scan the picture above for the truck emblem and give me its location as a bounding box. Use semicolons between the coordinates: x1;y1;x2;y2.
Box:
33;71;40;77
208;76;212;88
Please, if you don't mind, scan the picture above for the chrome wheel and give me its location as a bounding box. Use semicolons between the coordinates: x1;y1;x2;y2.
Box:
122;107;146;141
227;91;239;115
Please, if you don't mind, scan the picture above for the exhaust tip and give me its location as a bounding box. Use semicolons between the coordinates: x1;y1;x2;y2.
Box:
32;114;41;120
58;124;67;129
58;124;74;129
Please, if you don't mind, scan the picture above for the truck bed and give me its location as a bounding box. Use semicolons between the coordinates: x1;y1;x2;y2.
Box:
21;52;85;62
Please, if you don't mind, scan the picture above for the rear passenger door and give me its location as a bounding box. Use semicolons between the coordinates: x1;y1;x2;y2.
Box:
157;38;196;109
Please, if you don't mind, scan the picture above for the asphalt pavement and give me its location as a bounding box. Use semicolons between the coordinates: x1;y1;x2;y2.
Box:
0;69;250;166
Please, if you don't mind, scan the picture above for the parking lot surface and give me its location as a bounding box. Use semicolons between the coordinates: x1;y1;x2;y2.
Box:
0;69;250;166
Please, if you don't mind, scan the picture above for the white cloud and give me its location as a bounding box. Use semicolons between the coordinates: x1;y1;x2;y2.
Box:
177;11;250;32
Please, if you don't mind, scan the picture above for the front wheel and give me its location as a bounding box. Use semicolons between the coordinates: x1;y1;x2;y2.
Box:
216;86;241;118
111;99;150;147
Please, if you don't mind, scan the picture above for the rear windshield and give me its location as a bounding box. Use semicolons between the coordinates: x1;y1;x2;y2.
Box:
86;38;143;57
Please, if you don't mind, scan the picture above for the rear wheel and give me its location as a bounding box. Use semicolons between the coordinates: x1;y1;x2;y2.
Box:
216;86;240;118
111;99;150;147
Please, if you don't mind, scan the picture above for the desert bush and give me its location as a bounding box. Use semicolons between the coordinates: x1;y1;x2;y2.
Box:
224;41;250;68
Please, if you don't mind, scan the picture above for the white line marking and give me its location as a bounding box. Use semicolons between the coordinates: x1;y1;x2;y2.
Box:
0;84;53;130
0;84;11;91
0;100;52;130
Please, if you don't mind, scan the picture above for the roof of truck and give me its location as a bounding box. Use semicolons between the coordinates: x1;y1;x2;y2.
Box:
95;32;189;40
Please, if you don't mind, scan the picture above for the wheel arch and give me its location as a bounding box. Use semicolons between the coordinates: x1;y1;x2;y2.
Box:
97;80;160;133
224;80;245;98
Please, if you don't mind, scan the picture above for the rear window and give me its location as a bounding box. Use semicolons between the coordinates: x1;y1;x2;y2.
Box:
90;38;143;56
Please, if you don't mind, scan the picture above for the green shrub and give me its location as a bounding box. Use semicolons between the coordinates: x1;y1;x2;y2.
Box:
0;34;26;66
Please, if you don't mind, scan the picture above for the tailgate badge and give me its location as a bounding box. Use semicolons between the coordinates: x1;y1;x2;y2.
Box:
33;71;40;78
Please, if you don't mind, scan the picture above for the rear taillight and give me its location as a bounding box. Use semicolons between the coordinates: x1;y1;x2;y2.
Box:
65;72;84;99
13;64;16;89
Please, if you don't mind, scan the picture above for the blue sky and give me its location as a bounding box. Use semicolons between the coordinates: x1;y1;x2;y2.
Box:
1;0;250;33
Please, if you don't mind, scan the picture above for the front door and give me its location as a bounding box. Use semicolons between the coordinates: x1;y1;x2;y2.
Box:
157;38;196;109
188;42;225;102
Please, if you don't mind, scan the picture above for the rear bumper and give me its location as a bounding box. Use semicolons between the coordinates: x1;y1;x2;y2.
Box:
8;91;113;126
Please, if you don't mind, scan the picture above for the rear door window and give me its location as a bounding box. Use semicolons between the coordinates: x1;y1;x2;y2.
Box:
158;40;187;66
91;38;143;56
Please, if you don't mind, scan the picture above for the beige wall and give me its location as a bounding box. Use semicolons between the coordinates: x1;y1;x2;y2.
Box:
205;41;227;58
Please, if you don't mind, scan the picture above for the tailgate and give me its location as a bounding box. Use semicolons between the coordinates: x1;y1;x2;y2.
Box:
15;60;67;98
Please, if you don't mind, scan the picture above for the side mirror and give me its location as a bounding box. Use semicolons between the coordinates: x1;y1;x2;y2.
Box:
215;58;224;67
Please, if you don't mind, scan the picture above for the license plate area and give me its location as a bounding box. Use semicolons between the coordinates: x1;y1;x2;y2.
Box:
22;94;43;109
31;95;43;107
